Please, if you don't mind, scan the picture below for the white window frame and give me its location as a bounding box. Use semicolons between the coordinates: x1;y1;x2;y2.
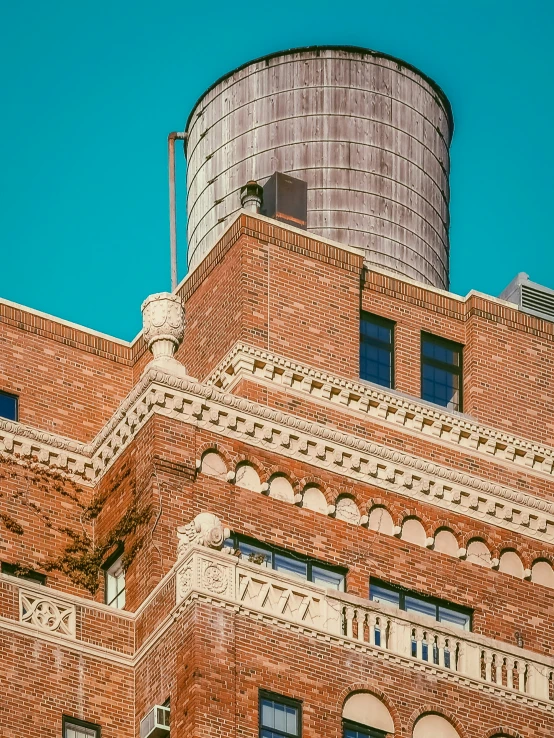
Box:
105;556;126;609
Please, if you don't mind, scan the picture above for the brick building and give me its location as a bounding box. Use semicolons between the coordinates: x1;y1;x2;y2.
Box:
1;46;554;738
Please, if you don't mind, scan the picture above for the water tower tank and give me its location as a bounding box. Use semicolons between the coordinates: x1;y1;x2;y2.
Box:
185;46;453;288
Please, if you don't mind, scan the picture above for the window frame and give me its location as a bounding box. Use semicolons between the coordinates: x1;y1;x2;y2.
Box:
0;390;18;421
369;578;472;631
359;312;395;389
420;332;463;411
343;718;388;738
62;715;101;738
1;561;46;586
259;689;302;738
103;546;126;609
226;533;346;591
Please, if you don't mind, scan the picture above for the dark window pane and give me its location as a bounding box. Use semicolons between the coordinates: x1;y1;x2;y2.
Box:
405;596;436;619
239;541;271;566
360;314;394;389
439;607;470;630
260;698;299;738
421;336;462;411
312;566;344;591
370;583;400;608
0;392;17;421
274;554;307;580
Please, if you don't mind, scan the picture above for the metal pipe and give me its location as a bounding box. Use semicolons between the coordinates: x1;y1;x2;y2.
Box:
168;131;187;291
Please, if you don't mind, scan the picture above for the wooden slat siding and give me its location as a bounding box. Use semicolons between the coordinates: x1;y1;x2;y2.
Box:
0;302;133;364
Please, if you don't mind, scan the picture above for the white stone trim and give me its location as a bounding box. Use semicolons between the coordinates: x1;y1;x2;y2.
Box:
206;342;554;481
3;365;554;545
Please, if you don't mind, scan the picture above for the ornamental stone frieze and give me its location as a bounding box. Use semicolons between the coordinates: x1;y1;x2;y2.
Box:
3;363;554;547
174;532;554;710
206;343;554;480
19;589;76;636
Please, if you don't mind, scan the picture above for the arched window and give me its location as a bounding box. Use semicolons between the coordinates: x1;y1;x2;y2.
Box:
498;550;524;578
400;518;426;547
201;450;227;479
434;528;458;556
413;713;460;738
367;507;394;536
302;485;328;514
235;463;261;492
465;539;491;567
342;692;394;738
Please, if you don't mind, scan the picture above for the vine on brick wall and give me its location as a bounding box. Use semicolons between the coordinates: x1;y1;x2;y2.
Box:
0;454;152;594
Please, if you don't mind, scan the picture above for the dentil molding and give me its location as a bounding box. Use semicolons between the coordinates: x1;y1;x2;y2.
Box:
206;342;554;481
2;364;554;546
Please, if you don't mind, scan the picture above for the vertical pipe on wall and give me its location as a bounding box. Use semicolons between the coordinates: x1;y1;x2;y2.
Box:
168;132;187;292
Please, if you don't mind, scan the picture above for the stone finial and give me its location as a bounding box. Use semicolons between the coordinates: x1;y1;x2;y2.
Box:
177;513;230;558
141;292;187;378
240;180;263;213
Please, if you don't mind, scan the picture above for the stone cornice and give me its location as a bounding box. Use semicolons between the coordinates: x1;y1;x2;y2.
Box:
2;366;554;545
206;342;554;481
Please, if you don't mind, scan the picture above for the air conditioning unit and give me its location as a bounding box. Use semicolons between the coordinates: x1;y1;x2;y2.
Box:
499;272;554;323
140;705;170;738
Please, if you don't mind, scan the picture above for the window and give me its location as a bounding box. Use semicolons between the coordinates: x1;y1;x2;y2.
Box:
259;692;300;738
421;333;463;411
226;534;345;591
370;579;471;631
1;562;46;586
104;556;125;609
344;720;387;738
63;716;100;738
0;391;18;421
360;313;394;388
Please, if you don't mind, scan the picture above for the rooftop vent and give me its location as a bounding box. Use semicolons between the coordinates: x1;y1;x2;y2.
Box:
261;172;307;230
499;272;554;323
140;706;170;738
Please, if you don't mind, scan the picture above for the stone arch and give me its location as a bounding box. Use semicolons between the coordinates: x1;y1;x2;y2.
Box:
465;538;492;568
200;449;228;480
235;462;262;492
233;453;267;481
299;476;334;505
400;517;427;547
433;527;459;557
335;495;361;525
338;685;399;736
408;707;466;738
531;558;554;588
367;506;394;536
302;485;328;514
498;549;525;578
484;729;524;738
267;473;295;503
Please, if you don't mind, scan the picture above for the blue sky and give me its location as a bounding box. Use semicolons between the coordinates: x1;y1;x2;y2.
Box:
1;1;552;340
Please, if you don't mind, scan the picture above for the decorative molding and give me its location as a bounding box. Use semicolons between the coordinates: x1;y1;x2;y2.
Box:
20;589;76;636
174;544;554;710
141;292;187;379
177;512;230;558
3;363;554;547
205;343;554;481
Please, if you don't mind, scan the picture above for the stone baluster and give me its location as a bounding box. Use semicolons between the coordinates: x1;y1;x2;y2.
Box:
495;654;503;685
369;613;377;646
484;650;493;682
437;635;446;668
415;627;424;661
356;610;366;642
345;606;355;639
506;656;515;690
518;661;526;692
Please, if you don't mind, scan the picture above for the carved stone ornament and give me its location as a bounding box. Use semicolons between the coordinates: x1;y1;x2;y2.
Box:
20;591;76;636
141;292;187;378
177;513;231;559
